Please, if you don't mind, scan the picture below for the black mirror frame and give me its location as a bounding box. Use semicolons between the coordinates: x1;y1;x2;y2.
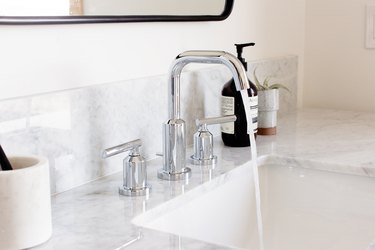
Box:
0;0;234;25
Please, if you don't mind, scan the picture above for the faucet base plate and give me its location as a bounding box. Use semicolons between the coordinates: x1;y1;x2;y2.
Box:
190;155;217;166
119;185;151;197
157;168;191;181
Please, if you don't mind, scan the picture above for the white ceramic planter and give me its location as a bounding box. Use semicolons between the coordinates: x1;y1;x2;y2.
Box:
258;89;279;135
0;156;52;250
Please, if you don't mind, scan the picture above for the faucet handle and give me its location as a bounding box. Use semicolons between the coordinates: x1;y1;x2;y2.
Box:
191;115;236;166
102;139;151;197
102;139;142;158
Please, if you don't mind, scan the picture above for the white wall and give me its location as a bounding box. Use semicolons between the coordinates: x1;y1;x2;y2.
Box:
0;0;305;102
304;0;375;111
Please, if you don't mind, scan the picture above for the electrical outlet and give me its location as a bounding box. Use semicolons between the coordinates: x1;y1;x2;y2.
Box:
366;4;375;48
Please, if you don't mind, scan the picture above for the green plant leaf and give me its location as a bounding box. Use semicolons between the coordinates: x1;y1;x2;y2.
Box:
269;83;290;92
252;67;290;92
252;68;263;90
253;68;268;91
263;76;272;89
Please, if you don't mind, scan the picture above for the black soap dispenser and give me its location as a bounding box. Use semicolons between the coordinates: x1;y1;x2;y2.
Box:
221;43;258;147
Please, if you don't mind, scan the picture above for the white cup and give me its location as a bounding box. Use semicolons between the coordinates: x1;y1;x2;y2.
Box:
0;156;52;249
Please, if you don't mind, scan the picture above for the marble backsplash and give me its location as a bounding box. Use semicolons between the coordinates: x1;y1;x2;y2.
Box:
0;55;298;194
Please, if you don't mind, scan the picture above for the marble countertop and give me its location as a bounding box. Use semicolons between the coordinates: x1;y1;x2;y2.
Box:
33;109;375;250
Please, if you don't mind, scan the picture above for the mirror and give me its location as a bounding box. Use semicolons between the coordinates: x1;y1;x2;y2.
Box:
0;0;234;24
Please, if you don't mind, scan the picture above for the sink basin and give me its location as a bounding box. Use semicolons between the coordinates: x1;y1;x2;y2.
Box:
133;156;375;250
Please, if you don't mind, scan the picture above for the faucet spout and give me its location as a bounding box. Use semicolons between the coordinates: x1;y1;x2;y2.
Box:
158;50;250;181
169;51;250;120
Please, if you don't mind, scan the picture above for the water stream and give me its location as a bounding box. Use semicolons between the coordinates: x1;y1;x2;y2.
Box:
240;89;264;250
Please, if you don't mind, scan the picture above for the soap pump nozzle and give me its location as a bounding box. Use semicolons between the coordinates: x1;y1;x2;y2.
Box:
234;43;255;71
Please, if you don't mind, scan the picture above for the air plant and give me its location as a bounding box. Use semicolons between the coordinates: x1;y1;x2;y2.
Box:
252;68;290;92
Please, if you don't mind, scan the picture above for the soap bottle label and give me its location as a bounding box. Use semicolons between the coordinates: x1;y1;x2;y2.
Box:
221;96;235;134
249;96;258;133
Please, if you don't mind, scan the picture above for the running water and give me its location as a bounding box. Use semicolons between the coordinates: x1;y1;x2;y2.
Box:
240;89;264;250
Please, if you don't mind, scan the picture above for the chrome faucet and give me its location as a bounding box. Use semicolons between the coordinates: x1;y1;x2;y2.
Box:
103;139;151;196
158;50;251;181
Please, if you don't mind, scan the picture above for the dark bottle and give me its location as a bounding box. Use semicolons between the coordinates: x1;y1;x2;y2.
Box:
0;144;13;171
221;43;258;147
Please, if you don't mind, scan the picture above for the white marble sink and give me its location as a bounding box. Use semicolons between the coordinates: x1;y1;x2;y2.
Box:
133;157;375;250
